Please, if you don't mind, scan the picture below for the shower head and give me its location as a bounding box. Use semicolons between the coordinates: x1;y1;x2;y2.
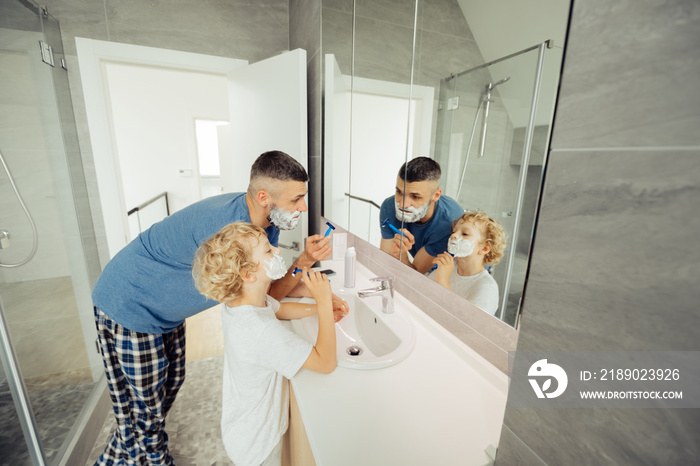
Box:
493;76;511;87
486;77;511;92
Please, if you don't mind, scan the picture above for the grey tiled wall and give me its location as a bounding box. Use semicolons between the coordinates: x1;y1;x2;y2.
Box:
495;0;700;464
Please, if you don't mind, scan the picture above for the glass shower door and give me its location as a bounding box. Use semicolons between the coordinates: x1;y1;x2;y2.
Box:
434;42;562;327
0;0;103;464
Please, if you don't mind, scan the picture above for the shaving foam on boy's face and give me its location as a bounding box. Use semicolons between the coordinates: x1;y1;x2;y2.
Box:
263;252;287;280
448;237;475;257
448;219;484;257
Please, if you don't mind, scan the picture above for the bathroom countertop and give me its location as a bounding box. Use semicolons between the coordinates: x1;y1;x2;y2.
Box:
288;260;508;466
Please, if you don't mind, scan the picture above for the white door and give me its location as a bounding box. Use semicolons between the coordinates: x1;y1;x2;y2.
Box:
218;49;308;265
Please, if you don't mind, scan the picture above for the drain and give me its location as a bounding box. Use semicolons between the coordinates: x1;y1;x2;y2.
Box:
346;346;362;356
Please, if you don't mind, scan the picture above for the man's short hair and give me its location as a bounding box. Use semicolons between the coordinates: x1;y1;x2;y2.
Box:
249;150;309;196
398;156;441;183
250;150;308;183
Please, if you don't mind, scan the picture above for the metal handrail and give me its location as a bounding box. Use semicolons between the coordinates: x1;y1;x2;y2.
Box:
127;192;170;217
344;192;381;210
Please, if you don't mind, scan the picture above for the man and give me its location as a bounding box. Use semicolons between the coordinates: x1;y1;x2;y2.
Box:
379;157;464;274
91;150;340;465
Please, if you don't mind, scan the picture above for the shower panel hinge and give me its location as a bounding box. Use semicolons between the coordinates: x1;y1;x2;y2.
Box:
447;96;460;110
41;5;49;18
39;41;55;67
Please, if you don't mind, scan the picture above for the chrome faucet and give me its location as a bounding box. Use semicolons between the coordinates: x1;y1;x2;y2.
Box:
358;277;395;314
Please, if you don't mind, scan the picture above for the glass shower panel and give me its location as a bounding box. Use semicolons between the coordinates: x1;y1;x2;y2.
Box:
0;0;102;464
434;46;541;326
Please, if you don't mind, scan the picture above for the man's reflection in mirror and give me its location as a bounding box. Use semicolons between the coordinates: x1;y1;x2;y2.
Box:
431;212;505;315
379;157;463;274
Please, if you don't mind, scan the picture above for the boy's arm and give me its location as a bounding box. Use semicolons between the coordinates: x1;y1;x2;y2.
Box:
276;302;317;320
299;268;337;374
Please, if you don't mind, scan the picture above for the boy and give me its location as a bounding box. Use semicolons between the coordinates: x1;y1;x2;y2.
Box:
193;222;338;466
431;211;506;315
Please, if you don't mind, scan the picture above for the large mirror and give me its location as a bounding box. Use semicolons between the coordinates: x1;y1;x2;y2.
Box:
322;0;571;327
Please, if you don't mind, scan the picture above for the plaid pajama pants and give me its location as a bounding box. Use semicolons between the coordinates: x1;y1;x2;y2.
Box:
94;307;186;466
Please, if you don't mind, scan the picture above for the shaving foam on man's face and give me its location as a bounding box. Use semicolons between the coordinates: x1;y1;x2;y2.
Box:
394;178;440;224
268;205;301;230
394;201;430;223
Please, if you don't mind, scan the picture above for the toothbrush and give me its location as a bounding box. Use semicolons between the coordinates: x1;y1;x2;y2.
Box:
293;267;331;282
323;221;336;237
381;218;406;238
431;252;454;271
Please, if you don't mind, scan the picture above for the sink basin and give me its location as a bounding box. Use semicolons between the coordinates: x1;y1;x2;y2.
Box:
291;289;416;370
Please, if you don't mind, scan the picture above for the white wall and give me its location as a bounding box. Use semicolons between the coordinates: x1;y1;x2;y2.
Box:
104;62;229;214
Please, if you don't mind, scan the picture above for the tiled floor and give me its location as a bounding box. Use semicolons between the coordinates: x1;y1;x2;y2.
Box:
86;355;230;466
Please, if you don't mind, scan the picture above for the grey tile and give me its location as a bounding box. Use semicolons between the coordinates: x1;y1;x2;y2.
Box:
494;424;547;466
414;28;483;91
321;7;354;76
501;407;700;466
419;0;473;40
551;0;700;148
355;0;417;29
519;149;700;351
323;0;353;13
105;0;289;64
290;0;321;54
353;16;415;83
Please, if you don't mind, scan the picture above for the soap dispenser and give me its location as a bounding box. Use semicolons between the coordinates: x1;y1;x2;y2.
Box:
344;247;356;288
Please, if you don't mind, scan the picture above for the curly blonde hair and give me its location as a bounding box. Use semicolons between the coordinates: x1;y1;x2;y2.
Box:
453;211;506;265
192;222;266;303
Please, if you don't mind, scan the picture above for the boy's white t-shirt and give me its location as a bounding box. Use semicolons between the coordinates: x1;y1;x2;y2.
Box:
220;295;313;466
436;268;500;315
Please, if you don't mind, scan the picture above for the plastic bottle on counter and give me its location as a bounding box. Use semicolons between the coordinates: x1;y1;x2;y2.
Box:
344;247;356;288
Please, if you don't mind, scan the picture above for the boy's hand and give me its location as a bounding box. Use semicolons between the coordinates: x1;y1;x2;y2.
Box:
433;252;454;284
331;294;349;322
302;268;332;307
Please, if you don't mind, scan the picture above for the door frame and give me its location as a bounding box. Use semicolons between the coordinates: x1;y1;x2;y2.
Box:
76;38;247;258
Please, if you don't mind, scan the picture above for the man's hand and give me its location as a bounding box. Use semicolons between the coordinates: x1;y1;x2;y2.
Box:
296;234;332;268
392;228;415;257
380;229;415;260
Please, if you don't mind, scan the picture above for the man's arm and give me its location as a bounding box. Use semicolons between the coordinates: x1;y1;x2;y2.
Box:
409;247;437;274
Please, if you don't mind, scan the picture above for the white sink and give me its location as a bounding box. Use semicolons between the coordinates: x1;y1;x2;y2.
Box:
291;287;416;370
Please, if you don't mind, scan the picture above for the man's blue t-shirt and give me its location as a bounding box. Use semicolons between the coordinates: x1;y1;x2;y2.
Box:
92;193;280;333
380;195;463;258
